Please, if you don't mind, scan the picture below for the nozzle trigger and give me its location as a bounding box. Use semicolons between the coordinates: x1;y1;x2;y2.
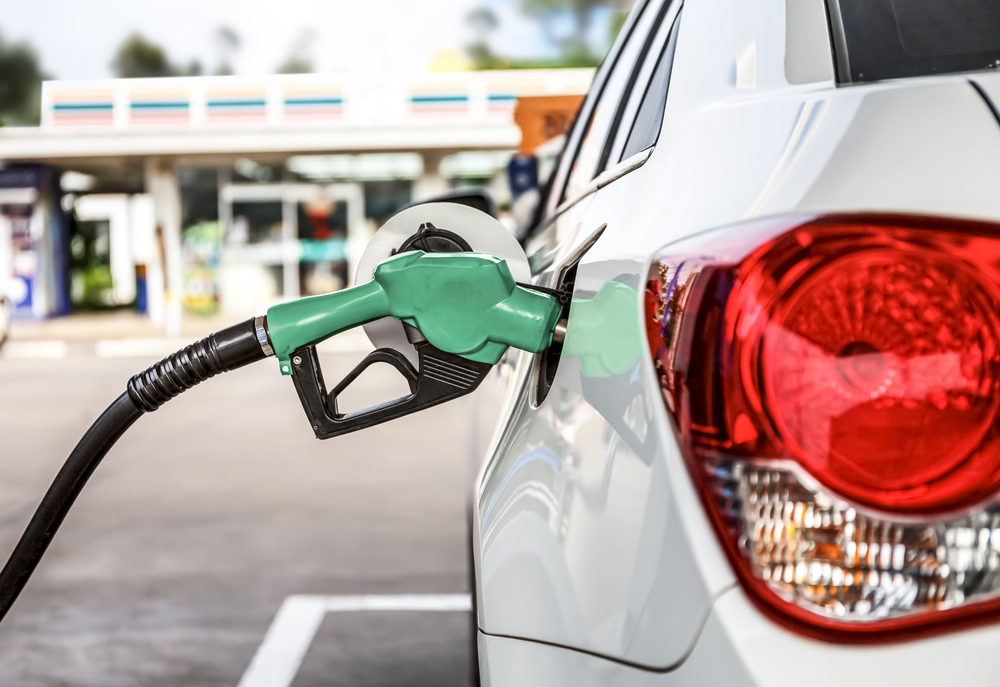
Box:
289;341;492;439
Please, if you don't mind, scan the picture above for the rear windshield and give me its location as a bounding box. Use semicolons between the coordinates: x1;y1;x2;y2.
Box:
831;0;1000;83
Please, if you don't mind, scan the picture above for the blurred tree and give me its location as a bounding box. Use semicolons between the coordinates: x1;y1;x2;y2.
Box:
468;7;500;35
466;0;633;70
0;31;45;126
276;55;313;74
466;7;508;69
111;33;176;78
521;0;610;66
276;30;315;74
213;26;240;75
608;7;629;45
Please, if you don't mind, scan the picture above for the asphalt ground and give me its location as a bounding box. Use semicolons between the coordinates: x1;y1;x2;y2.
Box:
0;341;503;686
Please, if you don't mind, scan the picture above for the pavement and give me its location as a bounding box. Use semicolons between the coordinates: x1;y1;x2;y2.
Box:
6;310;231;341
0;314;503;686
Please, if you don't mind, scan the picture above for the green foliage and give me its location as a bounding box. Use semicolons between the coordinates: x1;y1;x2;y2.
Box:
213;26;240;75
111;33;176;78
466;7;508;69
80;265;115;309
521;0;604;66
276;30;314;74
276;56;313;74
467;43;510;70
0;30;45;126
608;9;629;44
182;220;222;244
467;0;632;71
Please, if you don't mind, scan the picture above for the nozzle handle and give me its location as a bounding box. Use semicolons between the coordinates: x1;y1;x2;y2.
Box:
267;280;388;375
289;340;492;439
266;250;562;375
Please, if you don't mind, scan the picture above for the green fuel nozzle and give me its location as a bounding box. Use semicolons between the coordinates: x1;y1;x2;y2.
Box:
265;250;563;375
0;242;567;625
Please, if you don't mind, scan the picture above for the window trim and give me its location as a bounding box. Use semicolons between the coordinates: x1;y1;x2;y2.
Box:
552;146;654;219
824;0;1000;84
605;3;682;168
542;0;659;219
596;1;680;175
524;145;649;273
824;0;851;83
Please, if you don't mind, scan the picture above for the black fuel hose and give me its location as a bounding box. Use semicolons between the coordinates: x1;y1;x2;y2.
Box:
0;317;270;623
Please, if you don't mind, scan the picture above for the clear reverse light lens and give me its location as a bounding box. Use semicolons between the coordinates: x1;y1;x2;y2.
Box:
709;457;1000;622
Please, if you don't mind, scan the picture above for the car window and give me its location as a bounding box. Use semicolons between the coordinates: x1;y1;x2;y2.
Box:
562;105;607;202
620;12;680;161
559;0;664;204
829;0;1000;83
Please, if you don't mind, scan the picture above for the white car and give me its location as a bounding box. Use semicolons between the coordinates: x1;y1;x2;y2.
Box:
473;0;1000;684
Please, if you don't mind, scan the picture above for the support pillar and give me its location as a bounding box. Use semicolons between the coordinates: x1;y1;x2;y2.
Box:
343;182;366;287
145;158;183;338
412;151;450;202
0;215;10;310
281;197;299;300
130;194;165;326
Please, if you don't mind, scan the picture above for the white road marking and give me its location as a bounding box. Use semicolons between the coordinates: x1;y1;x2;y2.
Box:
95;332;372;358
0;340;68;359
237;593;472;687
0;330;372;361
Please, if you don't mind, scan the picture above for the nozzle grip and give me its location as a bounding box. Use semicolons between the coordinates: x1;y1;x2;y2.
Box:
290;340;492;439
267;280;389;375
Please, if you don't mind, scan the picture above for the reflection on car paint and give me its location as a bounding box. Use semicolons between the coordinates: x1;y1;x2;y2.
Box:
478;256;713;667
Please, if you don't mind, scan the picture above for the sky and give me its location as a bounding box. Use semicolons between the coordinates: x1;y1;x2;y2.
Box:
0;0;590;80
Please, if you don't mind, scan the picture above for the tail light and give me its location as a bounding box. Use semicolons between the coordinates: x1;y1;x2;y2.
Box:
646;214;1000;641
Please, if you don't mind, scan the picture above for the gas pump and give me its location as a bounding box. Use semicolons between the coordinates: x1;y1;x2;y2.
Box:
0;202;570;624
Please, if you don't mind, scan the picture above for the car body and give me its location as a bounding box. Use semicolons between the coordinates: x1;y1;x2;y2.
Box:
472;0;1000;684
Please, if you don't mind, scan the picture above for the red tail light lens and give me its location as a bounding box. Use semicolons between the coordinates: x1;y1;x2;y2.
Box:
738;231;1000;512
647;214;1000;640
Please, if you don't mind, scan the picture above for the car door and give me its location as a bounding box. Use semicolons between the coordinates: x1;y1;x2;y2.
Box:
474;0;723;671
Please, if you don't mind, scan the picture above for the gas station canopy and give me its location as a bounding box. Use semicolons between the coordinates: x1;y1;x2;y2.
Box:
0;70;594;163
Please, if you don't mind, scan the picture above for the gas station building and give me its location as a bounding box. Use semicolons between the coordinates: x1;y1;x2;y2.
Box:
0;69;590;335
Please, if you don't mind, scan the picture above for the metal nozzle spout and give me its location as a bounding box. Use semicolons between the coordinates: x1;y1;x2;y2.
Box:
551;319;568;345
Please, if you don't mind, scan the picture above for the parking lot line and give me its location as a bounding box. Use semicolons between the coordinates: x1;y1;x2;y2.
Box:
0;341;68;359
237;593;472;687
